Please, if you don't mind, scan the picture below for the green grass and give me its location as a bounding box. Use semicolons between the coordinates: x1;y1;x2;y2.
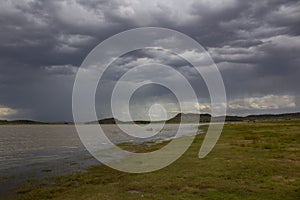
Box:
15;120;300;200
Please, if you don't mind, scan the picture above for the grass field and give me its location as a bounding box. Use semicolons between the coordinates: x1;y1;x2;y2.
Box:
15;120;300;200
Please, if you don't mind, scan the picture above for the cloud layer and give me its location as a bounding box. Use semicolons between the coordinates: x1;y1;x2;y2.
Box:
0;0;299;121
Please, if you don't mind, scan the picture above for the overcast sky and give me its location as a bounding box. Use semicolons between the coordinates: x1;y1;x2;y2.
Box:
0;0;300;121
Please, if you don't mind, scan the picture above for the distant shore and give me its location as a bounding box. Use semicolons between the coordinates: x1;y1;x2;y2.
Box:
2;112;300;125
0;120;73;125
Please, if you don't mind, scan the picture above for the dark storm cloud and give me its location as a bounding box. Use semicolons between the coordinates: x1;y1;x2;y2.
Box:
94;48;209;120
0;0;299;120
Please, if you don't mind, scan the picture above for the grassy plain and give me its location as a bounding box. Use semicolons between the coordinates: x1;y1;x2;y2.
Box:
15;120;299;200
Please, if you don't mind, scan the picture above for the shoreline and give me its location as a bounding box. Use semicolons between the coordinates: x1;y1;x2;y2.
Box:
0;124;203;199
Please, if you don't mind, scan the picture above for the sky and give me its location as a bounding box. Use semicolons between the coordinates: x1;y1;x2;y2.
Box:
0;0;300;122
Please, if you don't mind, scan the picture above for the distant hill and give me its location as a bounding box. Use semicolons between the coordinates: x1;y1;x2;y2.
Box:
88;118;153;124
96;118;117;124
91;112;300;124
0;120;71;125
169;112;300;123
166;113;211;123
244;112;300;121
0;120;46;125
1;112;299;125
89;113;211;124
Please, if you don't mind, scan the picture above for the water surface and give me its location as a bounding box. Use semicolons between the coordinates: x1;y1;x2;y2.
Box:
0;124;200;197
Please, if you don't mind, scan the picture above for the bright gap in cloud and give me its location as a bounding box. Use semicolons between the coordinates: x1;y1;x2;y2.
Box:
0;107;17;118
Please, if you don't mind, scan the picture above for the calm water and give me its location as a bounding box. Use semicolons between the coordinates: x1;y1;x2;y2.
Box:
0;124;200;197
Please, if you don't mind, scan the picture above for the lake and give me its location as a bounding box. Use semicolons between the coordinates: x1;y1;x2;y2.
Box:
0;124;201;197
